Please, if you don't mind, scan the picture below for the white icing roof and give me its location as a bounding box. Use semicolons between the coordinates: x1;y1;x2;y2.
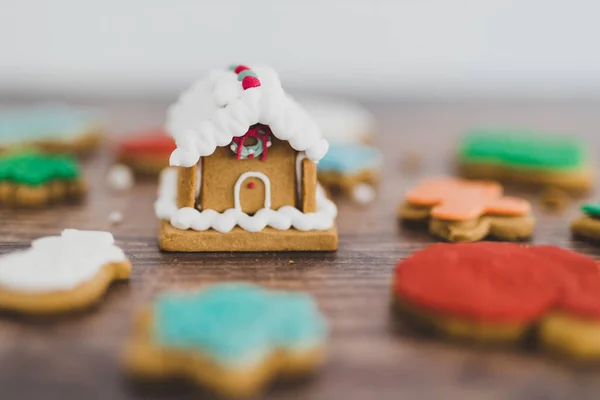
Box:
166;65;329;167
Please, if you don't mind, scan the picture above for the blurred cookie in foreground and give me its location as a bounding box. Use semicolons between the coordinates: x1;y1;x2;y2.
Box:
0;104;104;155
124;283;328;398
457;128;593;193
571;202;600;242
0;229;131;315
393;242;600;361
318;144;382;205
115;129;175;176
299;96;375;144
300;97;382;205
398;177;534;242
0;152;85;207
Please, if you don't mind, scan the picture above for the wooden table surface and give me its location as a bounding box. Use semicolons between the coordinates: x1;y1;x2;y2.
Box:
1;99;600;400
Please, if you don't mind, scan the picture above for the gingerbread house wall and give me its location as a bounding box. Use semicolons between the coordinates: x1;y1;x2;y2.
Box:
198;138;298;214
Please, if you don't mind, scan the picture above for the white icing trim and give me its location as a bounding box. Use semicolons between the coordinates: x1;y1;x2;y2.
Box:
295;151;307;206
0;229;127;292
166;65;329;168
155;168;337;233
234;171;271;211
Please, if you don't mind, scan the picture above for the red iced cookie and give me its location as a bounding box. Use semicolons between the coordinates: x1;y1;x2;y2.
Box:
394;242;600;323
117;129;175;156
528;246;600;319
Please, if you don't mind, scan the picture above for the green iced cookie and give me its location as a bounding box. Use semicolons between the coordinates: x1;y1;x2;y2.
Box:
582;203;600;219
0;152;81;186
459;129;586;171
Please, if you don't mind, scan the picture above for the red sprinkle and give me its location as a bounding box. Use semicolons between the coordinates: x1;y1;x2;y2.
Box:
247;182;256;189
234;65;250;74
242;76;261;90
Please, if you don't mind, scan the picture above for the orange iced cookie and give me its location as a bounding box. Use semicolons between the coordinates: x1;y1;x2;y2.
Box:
398;177;534;242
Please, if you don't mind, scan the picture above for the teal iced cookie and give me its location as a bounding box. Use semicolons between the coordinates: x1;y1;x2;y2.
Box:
0;104;98;145
318;143;382;174
153;283;328;367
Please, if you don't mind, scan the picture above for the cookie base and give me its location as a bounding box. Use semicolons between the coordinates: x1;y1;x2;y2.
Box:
0;261;131;315
540;313;600;362
398;202;534;242
158;220;339;252
124;309;327;398
571;215;600;242
318;169;379;194
117;154;169;177
0;179;86;208
459;162;594;193
392;295;529;343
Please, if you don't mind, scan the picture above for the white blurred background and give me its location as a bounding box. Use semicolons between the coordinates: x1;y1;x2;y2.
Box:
1;0;599;100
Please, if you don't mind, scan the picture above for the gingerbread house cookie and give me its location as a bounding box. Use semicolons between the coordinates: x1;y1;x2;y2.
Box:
398;177;534;242
155;64;338;252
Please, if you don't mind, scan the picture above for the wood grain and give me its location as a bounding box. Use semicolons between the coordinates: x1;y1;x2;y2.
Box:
1;99;600;400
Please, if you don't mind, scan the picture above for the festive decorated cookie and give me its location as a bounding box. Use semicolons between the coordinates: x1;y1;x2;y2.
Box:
299;97;382;205
398;177;534;242
0;152;86;207
115;129;175;176
299;96;375;145
457;128;593;192
571;202;600;242
124;283;328;397
0;229;131;315
317;143;383;205
0;104;104;154
156;64;338;252
393;242;600;361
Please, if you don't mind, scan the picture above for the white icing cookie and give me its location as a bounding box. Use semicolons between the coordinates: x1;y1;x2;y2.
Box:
298;97;375;144
0;229;128;292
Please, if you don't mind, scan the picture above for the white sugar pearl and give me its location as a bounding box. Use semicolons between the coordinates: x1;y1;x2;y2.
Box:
352;183;376;205
108;211;123;225
106;164;134;191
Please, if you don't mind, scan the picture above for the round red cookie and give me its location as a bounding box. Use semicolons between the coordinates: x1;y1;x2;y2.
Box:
117;129;175;156
527;246;600;319
394;242;577;323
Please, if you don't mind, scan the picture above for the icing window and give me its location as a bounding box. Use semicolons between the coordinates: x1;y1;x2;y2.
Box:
230;124;272;160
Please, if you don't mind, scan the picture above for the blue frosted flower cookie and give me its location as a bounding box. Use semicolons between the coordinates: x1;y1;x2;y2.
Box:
318;143;383;205
0;104;104;154
124;283;328;398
